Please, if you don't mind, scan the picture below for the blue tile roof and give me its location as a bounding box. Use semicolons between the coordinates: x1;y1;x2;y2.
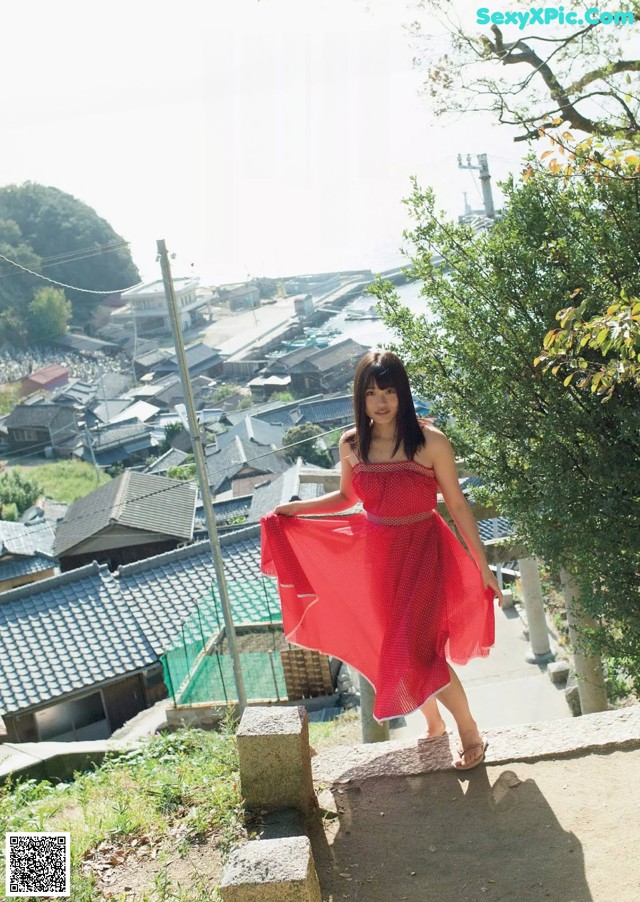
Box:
0;554;56;582
0;563;156;715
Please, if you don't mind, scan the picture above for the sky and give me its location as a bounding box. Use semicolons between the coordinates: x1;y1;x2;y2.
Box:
2;0;529;288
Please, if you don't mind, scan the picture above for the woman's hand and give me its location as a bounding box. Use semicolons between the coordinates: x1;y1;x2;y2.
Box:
481;565;503;607
274;502;299;517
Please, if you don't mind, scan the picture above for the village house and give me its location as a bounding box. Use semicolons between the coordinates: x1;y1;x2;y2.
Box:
0;519;57;593
4;403;78;455
287;339;368;395
0;525;281;743
53;471;197;572
20;363;69;397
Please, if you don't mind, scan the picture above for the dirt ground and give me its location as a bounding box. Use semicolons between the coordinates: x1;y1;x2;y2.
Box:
308;749;640;902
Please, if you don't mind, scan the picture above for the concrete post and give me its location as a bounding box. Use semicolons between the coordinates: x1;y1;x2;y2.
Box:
517;557;555;664
559;569;608;714
358;675;390;743
219;836;322;902
236;706;317;814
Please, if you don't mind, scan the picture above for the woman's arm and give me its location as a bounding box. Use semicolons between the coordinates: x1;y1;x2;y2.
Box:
418;426;503;605
273;430;359;516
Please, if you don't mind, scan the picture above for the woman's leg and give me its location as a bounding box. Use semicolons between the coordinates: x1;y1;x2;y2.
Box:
432;664;484;767
419;696;447;738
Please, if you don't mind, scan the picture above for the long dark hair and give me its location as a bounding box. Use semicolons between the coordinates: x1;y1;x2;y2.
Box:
352;350;425;462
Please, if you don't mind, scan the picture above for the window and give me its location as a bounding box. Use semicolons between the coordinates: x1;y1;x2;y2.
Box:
35;692;110;742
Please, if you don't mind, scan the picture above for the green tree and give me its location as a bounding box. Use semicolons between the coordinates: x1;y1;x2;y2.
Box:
159;422;185;454
372;167;640;685
0;182;140;331
282;424;333;468
167;463;196;481
27;286;72;343
0;470;43;516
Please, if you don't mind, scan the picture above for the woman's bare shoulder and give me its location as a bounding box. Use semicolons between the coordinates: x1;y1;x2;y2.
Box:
419;419;448;444
416;420;451;467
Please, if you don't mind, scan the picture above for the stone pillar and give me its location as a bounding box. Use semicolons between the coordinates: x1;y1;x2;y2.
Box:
219;836;322;902
236;706;316;814
517;557;555;663
359;675;390;743
560;569;608;714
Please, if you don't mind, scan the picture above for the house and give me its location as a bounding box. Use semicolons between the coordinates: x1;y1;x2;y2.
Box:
20;364;69;397
247;373;292;402
0;524;281;743
119;277;206;338
215;415;285;452
3;403;78;455
82;421;154;466
217;281;260;311
53;333;120;357
290;395;354;428
0;563;167;743
153;343;223;380
248;459;331;522
205;437;290;497
0;519;58;593
53;471;197;571
287;339;368;395
132;347;173;380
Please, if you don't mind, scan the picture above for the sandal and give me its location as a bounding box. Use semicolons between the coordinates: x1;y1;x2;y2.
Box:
454;738;488;771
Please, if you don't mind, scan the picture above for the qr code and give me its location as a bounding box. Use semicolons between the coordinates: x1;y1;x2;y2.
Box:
5;832;70;897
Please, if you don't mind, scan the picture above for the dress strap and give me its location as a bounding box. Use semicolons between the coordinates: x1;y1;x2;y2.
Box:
366;510;434;526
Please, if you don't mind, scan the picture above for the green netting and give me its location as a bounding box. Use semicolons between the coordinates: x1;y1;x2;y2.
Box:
160;575;284;706
180;651;287;704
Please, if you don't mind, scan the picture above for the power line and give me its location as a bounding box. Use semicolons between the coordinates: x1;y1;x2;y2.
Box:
0;250;142;295
0;421;352;533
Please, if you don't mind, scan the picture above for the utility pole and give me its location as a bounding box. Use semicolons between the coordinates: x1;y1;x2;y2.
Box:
157;239;247;713
457;153;496;219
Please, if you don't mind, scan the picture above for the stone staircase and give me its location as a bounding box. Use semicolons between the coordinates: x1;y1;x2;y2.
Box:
220;705;640;901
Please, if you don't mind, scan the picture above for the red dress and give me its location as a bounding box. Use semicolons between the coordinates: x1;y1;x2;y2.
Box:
260;459;495;721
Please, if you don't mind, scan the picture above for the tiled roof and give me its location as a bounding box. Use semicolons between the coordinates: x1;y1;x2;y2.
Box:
54;333;120;355
144;447;189;474
24;364;69;386
0;520;55;558
50;380;97;407
109;401;159;424
53;472;197;556
248;463;326;521
157;343;222;373
0;525;280;716
0;553;57;582
216;416;284;451
90;399;133;425
135;348;172;368
288;339;368;373
0;562;156;715
294;395;354;425
117;525;281;647
225;395;324;427
205;437;290;494
4;403;73;428
90;421;150;451
205;494;253;526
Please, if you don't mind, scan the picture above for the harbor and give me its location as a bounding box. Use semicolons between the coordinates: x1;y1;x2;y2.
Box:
199;273;426;367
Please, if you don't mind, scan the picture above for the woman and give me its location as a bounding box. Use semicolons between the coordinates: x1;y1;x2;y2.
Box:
261;350;502;769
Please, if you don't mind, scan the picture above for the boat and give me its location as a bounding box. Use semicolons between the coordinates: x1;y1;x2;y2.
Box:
345;305;381;321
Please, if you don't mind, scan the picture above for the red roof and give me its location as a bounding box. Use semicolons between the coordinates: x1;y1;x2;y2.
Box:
26;365;69;387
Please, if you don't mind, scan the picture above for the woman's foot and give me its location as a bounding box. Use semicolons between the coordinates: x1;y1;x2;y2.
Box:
454;729;487;770
420;718;448;740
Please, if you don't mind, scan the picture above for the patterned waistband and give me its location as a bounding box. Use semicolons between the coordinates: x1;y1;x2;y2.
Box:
365;510;434;526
